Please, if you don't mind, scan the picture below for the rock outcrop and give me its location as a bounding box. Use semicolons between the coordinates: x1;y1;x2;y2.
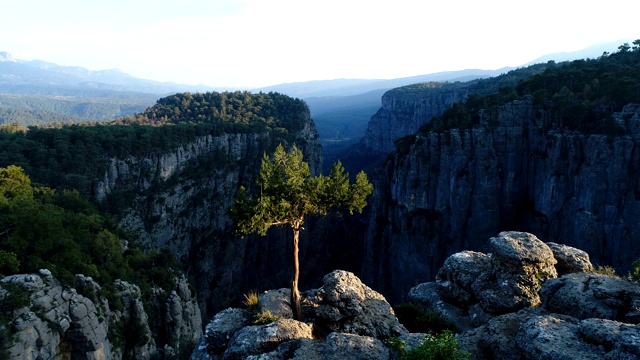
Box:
363;97;640;303
0;269;201;359
192;232;640;359
409;231;640;360
191;270;407;360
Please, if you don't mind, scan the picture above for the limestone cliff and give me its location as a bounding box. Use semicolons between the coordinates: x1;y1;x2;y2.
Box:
0;270;201;359
362;97;640;303
356;64;549;157
92;112;323;320
360;83;469;154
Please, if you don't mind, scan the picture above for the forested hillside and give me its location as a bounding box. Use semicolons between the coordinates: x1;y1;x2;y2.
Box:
0;91;310;197
0;93;154;125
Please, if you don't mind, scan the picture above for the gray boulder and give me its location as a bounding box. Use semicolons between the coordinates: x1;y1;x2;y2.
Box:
288;333;390;360
458;307;547;360
410;231;560;330
540;272;640;323
546;242;594;275
222;319;313;360
579;318;640;359
472;232;557;314
203;307;251;353
311;270;407;339
192;270;408;359
435;251;491;306
516;314;605;360
259;288;293;318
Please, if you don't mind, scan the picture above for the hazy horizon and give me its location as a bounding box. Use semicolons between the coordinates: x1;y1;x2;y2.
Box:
1;0;637;88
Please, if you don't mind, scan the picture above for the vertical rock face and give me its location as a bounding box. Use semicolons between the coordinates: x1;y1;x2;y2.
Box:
363;98;640;303
360;86;469;154
0;270;201;360
92;113;324;320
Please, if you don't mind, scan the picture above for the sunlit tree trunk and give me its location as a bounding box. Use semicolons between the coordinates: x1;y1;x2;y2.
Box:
290;223;302;320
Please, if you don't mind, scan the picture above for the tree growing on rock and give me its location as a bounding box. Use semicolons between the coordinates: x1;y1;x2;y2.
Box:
230;144;373;320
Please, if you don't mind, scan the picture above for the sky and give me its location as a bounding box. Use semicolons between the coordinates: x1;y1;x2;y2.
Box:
1;0;638;88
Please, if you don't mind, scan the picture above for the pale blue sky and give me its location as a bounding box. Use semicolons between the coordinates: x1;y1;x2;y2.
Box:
2;0;638;88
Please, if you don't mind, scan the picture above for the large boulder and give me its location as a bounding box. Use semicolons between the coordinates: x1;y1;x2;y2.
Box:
310;270;407;339
515;314;605;360
410;231;559;330
540;272;640;323
546;242;594;275
202;308;251;354
435;251;491;306
259;288;293;318
193;270;407;359
472;232;557;314
297;332;390;360
222;319;313;360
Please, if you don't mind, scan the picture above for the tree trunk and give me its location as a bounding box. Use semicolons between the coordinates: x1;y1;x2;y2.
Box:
290;227;302;320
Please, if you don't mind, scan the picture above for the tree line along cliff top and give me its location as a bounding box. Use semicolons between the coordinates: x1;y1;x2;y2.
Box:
417;41;640;136
0;91;311;194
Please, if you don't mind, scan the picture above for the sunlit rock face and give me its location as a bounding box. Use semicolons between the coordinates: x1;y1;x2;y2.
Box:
92;110;324;320
0;270;201;360
362;97;640;303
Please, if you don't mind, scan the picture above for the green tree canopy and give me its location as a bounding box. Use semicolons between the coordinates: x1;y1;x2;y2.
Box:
230;144;373;319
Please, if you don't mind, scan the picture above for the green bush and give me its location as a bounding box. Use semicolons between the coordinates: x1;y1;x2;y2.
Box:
402;331;470;360
252;309;279;325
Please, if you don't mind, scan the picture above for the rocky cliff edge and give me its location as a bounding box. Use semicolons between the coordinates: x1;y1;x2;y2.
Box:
191;231;640;359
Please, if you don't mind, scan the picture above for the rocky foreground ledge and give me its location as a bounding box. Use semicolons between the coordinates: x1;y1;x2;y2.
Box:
191;231;640;360
0;272;202;359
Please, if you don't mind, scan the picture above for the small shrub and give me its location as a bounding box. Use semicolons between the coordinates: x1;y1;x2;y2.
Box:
402;331;470;360
387;336;406;354
630;259;640;283
243;291;260;311
252;309;279;325
594;265;619;278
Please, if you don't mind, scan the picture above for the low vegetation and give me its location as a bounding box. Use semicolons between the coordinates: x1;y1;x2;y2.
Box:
402;331;471;360
0;165;181;302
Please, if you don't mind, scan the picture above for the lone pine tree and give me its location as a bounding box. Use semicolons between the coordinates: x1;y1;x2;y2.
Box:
230;144;373;320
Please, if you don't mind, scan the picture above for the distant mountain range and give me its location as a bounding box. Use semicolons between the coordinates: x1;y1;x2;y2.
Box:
0;52;223;97
0;40;628;132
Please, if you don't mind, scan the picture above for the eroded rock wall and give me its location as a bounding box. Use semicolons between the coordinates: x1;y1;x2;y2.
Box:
363;98;640;303
0;270;201;360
